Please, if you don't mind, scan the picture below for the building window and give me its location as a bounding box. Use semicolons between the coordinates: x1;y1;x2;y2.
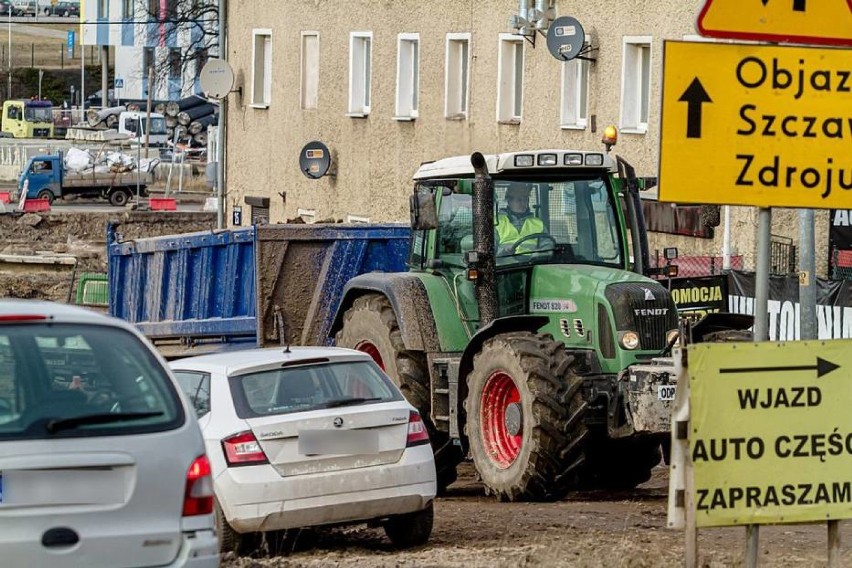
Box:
444;33;470;119
300;32;319;110
560;51;590;129
98;0;108;17
142;47;155;77
147;0;158;19
620;36;652;134
122;0;132;19
348;32;372;116
169;48;181;79
496;34;524;123
395;33;419;120
251;29;272;108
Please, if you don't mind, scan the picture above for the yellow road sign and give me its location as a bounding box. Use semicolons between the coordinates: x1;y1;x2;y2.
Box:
697;0;852;47
689;340;852;527
659;41;852;209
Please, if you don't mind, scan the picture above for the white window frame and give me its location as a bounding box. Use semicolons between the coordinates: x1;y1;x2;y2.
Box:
345;214;371;224
495;34;524;124
251;29;272;108
394;33;420;121
560;40;591;130
444;33;471;120
619;36;652;134
300;31;320;110
347;31;373;117
297;208;316;223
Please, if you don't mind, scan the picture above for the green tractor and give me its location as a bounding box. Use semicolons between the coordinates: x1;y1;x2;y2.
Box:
332;146;684;501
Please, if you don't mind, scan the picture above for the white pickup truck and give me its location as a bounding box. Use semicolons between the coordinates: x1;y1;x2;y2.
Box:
118;111;168;147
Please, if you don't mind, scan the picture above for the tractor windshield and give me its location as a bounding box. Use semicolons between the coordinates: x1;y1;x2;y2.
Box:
436;175;625;269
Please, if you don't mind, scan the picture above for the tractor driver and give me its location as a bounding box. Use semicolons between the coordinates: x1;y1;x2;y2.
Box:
496;184;546;255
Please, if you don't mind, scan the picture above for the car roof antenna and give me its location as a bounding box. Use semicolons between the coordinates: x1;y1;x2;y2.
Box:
273;305;291;353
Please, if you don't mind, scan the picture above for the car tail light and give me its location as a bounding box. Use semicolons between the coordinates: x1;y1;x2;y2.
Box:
0;314;48;322
222;430;269;466
406;411;430;447
183;455;214;516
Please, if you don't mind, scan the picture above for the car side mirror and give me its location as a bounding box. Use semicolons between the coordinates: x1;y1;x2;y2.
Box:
410;191;438;231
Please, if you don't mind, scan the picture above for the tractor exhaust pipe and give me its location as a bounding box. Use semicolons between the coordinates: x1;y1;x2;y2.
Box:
470;152;498;326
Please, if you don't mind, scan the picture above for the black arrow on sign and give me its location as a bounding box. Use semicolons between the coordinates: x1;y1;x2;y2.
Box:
760;0;807;11
678;78;712;139
719;357;840;378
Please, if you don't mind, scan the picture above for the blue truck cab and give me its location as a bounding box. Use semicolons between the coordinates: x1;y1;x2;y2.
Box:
19;155;61;203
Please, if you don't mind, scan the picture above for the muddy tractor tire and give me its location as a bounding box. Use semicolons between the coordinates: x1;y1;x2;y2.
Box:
580;437;662;490
336;294;462;491
465;332;588;502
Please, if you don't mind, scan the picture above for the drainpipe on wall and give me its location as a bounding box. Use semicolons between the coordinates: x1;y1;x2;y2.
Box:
216;0;227;229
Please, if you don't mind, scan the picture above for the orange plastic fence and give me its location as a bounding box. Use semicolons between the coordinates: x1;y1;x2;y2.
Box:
149;198;177;211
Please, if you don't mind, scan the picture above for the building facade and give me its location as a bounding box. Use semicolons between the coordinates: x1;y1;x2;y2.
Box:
222;0;830;275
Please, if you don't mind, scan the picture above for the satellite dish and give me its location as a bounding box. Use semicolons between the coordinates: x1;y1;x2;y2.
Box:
199;59;235;99
299;141;332;179
546;16;586;61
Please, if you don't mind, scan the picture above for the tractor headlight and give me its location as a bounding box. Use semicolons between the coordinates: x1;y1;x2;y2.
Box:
666;329;680;346
620;331;640;350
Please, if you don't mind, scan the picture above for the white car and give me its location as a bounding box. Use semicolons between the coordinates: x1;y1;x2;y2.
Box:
0;300;218;568
169;346;437;555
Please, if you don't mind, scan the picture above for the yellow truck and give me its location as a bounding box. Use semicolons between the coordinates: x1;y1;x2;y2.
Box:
1;99;54;138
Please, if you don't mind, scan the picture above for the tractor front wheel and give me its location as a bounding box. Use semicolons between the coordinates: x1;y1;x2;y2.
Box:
465;332;588;501
336;294;462;491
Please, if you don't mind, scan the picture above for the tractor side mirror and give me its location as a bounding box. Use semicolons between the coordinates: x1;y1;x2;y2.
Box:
410;190;438;231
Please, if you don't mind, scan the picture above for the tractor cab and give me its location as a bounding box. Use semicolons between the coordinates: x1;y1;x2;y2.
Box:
411;151;639;333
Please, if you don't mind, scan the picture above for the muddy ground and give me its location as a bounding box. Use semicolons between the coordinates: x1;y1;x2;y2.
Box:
0;211;216;303
222;463;850;568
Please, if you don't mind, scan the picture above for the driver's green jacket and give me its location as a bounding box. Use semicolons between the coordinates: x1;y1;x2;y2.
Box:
496;213;545;248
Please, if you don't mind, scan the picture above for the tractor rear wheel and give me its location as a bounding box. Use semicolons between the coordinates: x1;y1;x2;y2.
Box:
580;437;662;490
336;293;462;491
465;333;588;501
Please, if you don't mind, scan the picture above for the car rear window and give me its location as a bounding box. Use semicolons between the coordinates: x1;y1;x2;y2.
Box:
229;360;403;418
0;323;183;440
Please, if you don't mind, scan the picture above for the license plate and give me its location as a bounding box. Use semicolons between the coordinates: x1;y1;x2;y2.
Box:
657;385;676;401
299;429;378;456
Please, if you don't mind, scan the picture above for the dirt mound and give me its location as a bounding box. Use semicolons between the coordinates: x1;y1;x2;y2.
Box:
0;211;215;303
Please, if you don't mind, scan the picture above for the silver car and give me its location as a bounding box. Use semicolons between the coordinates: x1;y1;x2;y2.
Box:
0;300;218;567
170;346;437;555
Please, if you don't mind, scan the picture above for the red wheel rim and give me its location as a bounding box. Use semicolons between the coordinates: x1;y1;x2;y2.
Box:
480;371;522;468
355;340;385;371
